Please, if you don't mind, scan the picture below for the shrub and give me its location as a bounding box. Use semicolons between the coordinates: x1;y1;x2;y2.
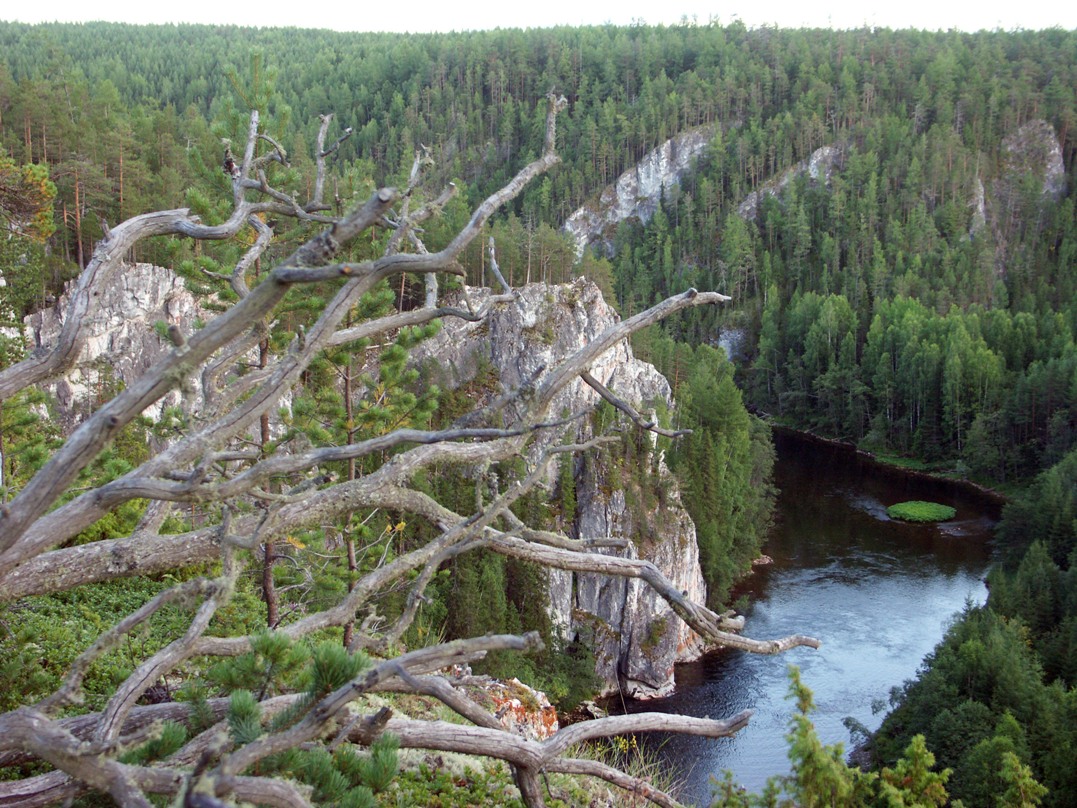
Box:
887;501;957;522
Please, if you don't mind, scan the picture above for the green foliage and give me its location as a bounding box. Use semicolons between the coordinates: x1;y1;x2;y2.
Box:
226;689;264;746
0;576;205;712
337;734;399;794
873;605;1067;807
886;501;957;522
207;630;311;699
998;751;1049;808
779;667;865;806
0;154;56;240
876;735;950;808
215;638;395;803
307;640;371;697
1;20;1075;806
713;668;952;808
386;760;524;807
118;721;188;765
637;331;776;607
997;447;1077;568
0;384;61;499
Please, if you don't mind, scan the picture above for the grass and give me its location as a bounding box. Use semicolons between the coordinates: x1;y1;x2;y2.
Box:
886;501;957;522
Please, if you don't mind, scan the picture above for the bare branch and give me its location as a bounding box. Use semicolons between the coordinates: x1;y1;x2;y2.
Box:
219;632;543;776
487;236;513;293
0;95;817;808
346;709;748;806
582;370;691;438
93;562;237;744
481;532;820;654
0;186;398;555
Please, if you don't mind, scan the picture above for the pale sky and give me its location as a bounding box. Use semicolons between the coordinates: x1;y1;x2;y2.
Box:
4;0;1075;33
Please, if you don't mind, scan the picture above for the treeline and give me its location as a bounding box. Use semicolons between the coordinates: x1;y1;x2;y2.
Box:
2;23;1073;482
871;445;1077;807
0;21;1074;291
632;329;776;606
606;103;1075;482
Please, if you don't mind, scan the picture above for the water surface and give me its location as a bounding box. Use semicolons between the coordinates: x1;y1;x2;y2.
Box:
620;432;997;805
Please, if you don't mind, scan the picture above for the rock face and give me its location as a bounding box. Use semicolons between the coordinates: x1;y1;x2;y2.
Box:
970;176;987;238
988;119;1067;276
737;144;844;221
25;263;211;431
416;279;707;698
999;119;1067;203
25;261;707;699
0;269;22;342
564;126;716;258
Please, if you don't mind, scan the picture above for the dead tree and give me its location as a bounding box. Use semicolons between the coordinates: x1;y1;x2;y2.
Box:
0;97;818;808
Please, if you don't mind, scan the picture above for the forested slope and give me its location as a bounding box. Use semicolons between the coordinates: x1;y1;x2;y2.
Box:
1;21;1073;476
1;19;1076;806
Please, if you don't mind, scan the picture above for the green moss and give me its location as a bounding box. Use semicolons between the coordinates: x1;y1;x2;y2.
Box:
887;501;957;522
640;617;669;658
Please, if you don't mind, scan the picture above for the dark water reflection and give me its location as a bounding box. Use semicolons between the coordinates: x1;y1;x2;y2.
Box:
619;431;997;806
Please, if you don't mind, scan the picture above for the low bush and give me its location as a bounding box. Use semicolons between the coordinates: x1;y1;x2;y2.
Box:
887;501;957;522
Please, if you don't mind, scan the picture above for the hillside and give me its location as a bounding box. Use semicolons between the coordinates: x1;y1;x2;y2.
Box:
0;19;1075;807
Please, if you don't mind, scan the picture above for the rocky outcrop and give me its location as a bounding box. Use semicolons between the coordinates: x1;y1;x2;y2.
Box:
416;279;707;698
556;481;707;698
472;676;559;741
987;120;1067;276
999;119;1066;203
25;261;708;699
564;126;716;258
737;144;844;221
0;269;21;342
969;175;987;238
25;263;212;431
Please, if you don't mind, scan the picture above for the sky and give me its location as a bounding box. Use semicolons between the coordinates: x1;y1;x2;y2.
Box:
4;0;1076;34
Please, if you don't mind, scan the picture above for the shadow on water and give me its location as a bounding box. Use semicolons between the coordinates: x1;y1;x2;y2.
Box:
616;431;997;806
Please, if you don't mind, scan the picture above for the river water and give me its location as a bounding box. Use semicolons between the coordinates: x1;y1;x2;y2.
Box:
620;430;998;806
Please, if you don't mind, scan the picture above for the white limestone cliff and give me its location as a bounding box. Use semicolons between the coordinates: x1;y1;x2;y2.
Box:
415;279;708;698
26;263;211;431
564;126;716;259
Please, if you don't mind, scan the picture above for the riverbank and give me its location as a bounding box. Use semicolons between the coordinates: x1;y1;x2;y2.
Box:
768;423;1008;516
612;431;998;802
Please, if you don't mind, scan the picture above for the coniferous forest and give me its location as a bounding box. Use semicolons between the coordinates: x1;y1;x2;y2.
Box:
0;19;1076;807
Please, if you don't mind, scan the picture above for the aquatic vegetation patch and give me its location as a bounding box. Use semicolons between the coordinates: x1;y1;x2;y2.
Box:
886;501;957;522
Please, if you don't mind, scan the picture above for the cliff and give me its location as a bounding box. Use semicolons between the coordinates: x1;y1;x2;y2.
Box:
564;125;716;259
987;119;1067;275
24;265;708;699
415;279;708;698
25;262;212;432
736;144;845;221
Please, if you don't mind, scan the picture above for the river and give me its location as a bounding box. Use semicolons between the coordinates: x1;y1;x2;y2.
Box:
619;430;999;806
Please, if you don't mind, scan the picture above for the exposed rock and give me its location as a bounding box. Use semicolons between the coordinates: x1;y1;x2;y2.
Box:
969;175;987;238
1001;119;1066;202
737;144;844;221
568;474;706;698
25;263;212;432
480;677;559;741
564;126;716;258
416;278;708;698
988;119;1066;276
25;260;710;699
716;327;747;363
0;268;21;342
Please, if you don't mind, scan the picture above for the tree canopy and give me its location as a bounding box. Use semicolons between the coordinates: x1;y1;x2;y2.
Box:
0;92;820;807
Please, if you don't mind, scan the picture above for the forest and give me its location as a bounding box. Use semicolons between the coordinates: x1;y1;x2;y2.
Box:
0;17;1075;807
